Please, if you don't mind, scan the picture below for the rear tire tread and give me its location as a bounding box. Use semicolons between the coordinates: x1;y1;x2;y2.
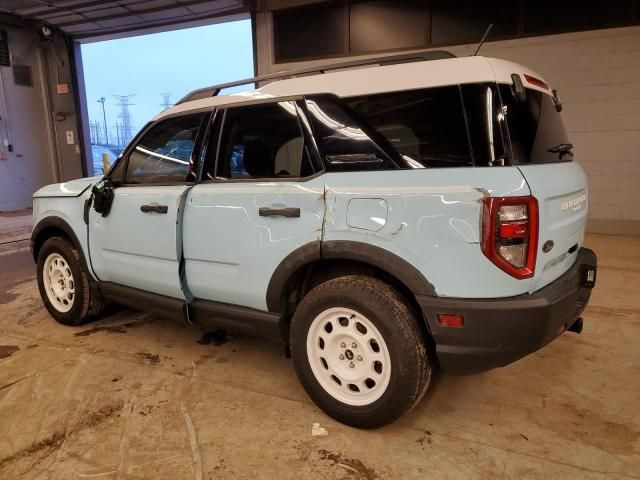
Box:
290;275;432;428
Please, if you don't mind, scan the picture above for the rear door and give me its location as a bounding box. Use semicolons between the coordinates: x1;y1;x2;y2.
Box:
183;100;325;311
499;84;588;292
88;112;208;298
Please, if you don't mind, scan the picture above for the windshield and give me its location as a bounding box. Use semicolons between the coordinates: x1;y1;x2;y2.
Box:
499;85;571;164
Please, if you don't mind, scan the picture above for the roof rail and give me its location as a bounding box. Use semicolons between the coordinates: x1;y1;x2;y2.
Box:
175;49;455;105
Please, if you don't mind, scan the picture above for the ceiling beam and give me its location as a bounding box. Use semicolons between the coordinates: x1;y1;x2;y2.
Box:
45;0;244;28
15;0;126;16
72;6;248;40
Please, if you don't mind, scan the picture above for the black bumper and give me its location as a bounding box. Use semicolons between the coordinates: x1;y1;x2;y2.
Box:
417;248;597;375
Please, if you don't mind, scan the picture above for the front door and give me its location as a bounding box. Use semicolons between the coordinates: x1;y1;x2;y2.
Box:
89;112;209;298
183;101;325;311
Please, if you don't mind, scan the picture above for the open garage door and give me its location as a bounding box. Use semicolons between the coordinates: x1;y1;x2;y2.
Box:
78;19;254;175
4;1;253;181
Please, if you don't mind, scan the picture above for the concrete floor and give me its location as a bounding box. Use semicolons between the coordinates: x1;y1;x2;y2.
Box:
0;209;32;245
0;234;638;480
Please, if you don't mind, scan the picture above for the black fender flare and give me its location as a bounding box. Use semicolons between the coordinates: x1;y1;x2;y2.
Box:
266;241;321;313
31;216;85;264
266;240;436;313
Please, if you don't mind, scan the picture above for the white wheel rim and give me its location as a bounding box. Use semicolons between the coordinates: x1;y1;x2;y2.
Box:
306;307;391;406
43;253;75;313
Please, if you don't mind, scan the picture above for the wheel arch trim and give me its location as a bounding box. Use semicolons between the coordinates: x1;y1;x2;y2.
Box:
266;240;437;313
31;216;85;263
266;241;321;313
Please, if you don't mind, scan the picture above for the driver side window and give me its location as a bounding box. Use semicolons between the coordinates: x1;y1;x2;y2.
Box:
124;113;205;184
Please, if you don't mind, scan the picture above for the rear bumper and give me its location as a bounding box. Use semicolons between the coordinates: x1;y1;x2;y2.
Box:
417;248;597;375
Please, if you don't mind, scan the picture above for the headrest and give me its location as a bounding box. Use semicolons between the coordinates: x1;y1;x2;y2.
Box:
243;140;273;178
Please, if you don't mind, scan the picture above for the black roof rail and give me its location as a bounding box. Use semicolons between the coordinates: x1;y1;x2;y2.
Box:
175;49;455;105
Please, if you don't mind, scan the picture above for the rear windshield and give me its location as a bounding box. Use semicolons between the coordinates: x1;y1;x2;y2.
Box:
498;85;571;164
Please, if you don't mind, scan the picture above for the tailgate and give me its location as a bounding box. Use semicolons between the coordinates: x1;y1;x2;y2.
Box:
519;162;588;293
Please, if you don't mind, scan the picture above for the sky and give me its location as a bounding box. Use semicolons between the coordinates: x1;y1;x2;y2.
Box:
81;19;253;146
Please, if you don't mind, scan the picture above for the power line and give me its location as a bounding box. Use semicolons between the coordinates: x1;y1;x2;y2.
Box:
112;94;136;145
161;92;172;110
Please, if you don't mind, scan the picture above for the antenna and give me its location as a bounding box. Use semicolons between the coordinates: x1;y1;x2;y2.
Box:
473;24;494;56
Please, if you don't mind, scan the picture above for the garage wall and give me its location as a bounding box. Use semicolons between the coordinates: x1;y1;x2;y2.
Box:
0;26;54;212
0;22;84;212
254;19;640;235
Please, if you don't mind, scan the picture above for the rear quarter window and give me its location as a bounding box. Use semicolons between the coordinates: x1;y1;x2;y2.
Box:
345;86;473;168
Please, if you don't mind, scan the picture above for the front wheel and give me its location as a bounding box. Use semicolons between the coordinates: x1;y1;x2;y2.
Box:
37;236;105;326
290;275;432;428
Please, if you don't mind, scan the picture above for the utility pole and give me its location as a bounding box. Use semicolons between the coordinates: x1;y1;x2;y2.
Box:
113;94;136;145
91;121;99;144
161;93;172;110
97;96;108;145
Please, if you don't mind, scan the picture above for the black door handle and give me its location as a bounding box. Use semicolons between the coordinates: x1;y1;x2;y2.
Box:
259;207;301;218
140;204;168;214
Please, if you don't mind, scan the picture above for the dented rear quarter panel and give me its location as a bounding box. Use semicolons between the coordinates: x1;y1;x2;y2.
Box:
323;167;533;298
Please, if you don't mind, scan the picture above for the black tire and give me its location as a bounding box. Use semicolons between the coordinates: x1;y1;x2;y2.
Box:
290;275;431;428
36;236;106;326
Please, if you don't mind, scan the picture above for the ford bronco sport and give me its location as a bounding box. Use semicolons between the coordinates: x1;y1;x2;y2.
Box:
32;51;597;428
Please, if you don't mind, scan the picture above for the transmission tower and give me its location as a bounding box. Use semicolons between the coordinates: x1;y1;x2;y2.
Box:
161;93;172;110
112;94;136;144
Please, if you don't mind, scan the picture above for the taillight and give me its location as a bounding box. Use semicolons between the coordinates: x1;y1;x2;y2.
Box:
482;196;538;279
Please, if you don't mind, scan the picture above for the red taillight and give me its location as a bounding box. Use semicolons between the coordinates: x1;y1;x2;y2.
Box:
482;196;538;279
523;74;549;91
498;221;528;238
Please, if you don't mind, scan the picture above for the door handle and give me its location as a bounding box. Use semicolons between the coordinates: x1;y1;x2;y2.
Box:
140;204;168;214
258;207;300;218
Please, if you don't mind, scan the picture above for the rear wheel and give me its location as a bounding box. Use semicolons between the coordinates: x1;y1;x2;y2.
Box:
37;237;105;326
290;275;431;428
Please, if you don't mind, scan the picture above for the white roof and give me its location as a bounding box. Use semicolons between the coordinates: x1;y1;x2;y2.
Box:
155;56;549;121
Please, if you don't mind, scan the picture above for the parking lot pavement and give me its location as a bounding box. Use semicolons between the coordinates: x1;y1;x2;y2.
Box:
0;234;639;479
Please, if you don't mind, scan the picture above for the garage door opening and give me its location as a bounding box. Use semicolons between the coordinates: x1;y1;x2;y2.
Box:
79;19;254;176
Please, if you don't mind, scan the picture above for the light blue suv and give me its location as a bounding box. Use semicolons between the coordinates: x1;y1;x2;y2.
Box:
31;52;597;428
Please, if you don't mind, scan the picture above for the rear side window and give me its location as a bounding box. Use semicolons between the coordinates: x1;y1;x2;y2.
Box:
124;113;204;184
215;101;315;180
498;85;571;164
345;86;472;168
305;96;398;172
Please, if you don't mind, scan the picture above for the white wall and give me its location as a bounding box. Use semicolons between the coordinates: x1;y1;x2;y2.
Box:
255;19;640;234
0;27;55;212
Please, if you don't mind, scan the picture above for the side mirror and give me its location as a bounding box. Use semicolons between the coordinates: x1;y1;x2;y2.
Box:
91;178;115;217
510;73;527;103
